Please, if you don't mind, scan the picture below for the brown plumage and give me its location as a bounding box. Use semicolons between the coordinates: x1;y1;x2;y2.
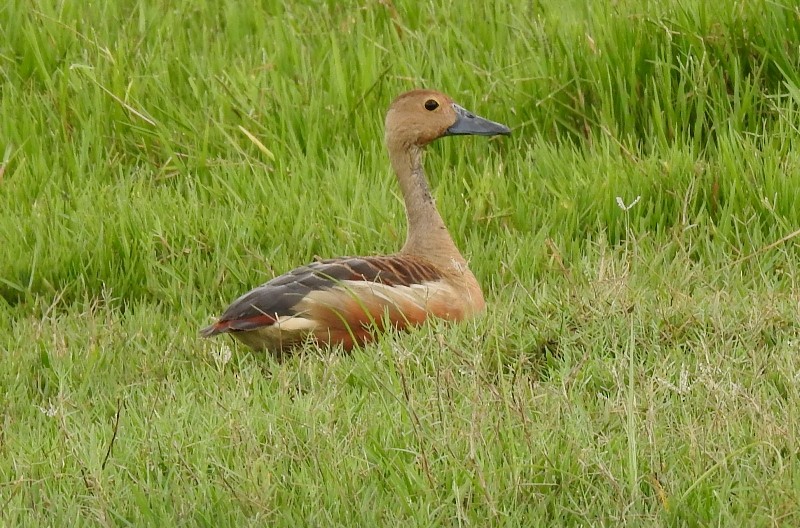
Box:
201;89;510;354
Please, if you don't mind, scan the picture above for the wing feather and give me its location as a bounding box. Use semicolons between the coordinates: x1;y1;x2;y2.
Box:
201;255;446;339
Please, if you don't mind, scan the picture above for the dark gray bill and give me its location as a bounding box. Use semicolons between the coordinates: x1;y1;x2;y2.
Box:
445;103;511;136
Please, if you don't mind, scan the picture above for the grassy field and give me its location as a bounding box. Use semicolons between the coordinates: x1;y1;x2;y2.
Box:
2;0;800;525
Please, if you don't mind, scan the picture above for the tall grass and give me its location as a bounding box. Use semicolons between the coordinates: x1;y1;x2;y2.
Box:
2;0;800;525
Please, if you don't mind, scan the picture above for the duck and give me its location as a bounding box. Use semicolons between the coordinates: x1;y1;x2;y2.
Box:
201;89;510;354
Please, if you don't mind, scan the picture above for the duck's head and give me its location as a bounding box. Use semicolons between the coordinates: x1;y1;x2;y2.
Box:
385;89;511;148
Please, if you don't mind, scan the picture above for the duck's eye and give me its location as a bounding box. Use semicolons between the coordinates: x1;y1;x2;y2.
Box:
424;99;439;111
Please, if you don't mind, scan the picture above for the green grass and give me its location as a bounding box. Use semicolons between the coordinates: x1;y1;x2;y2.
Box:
2;0;800;525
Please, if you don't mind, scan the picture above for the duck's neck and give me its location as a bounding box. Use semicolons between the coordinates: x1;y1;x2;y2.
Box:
388;143;466;266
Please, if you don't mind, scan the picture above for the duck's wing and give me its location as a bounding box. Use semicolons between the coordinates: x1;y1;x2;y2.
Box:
200;255;458;347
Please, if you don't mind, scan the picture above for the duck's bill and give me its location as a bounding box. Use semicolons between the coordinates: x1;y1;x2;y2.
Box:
445;103;511;137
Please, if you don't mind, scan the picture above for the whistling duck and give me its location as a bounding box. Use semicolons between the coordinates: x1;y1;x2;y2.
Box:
201;89;510;353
